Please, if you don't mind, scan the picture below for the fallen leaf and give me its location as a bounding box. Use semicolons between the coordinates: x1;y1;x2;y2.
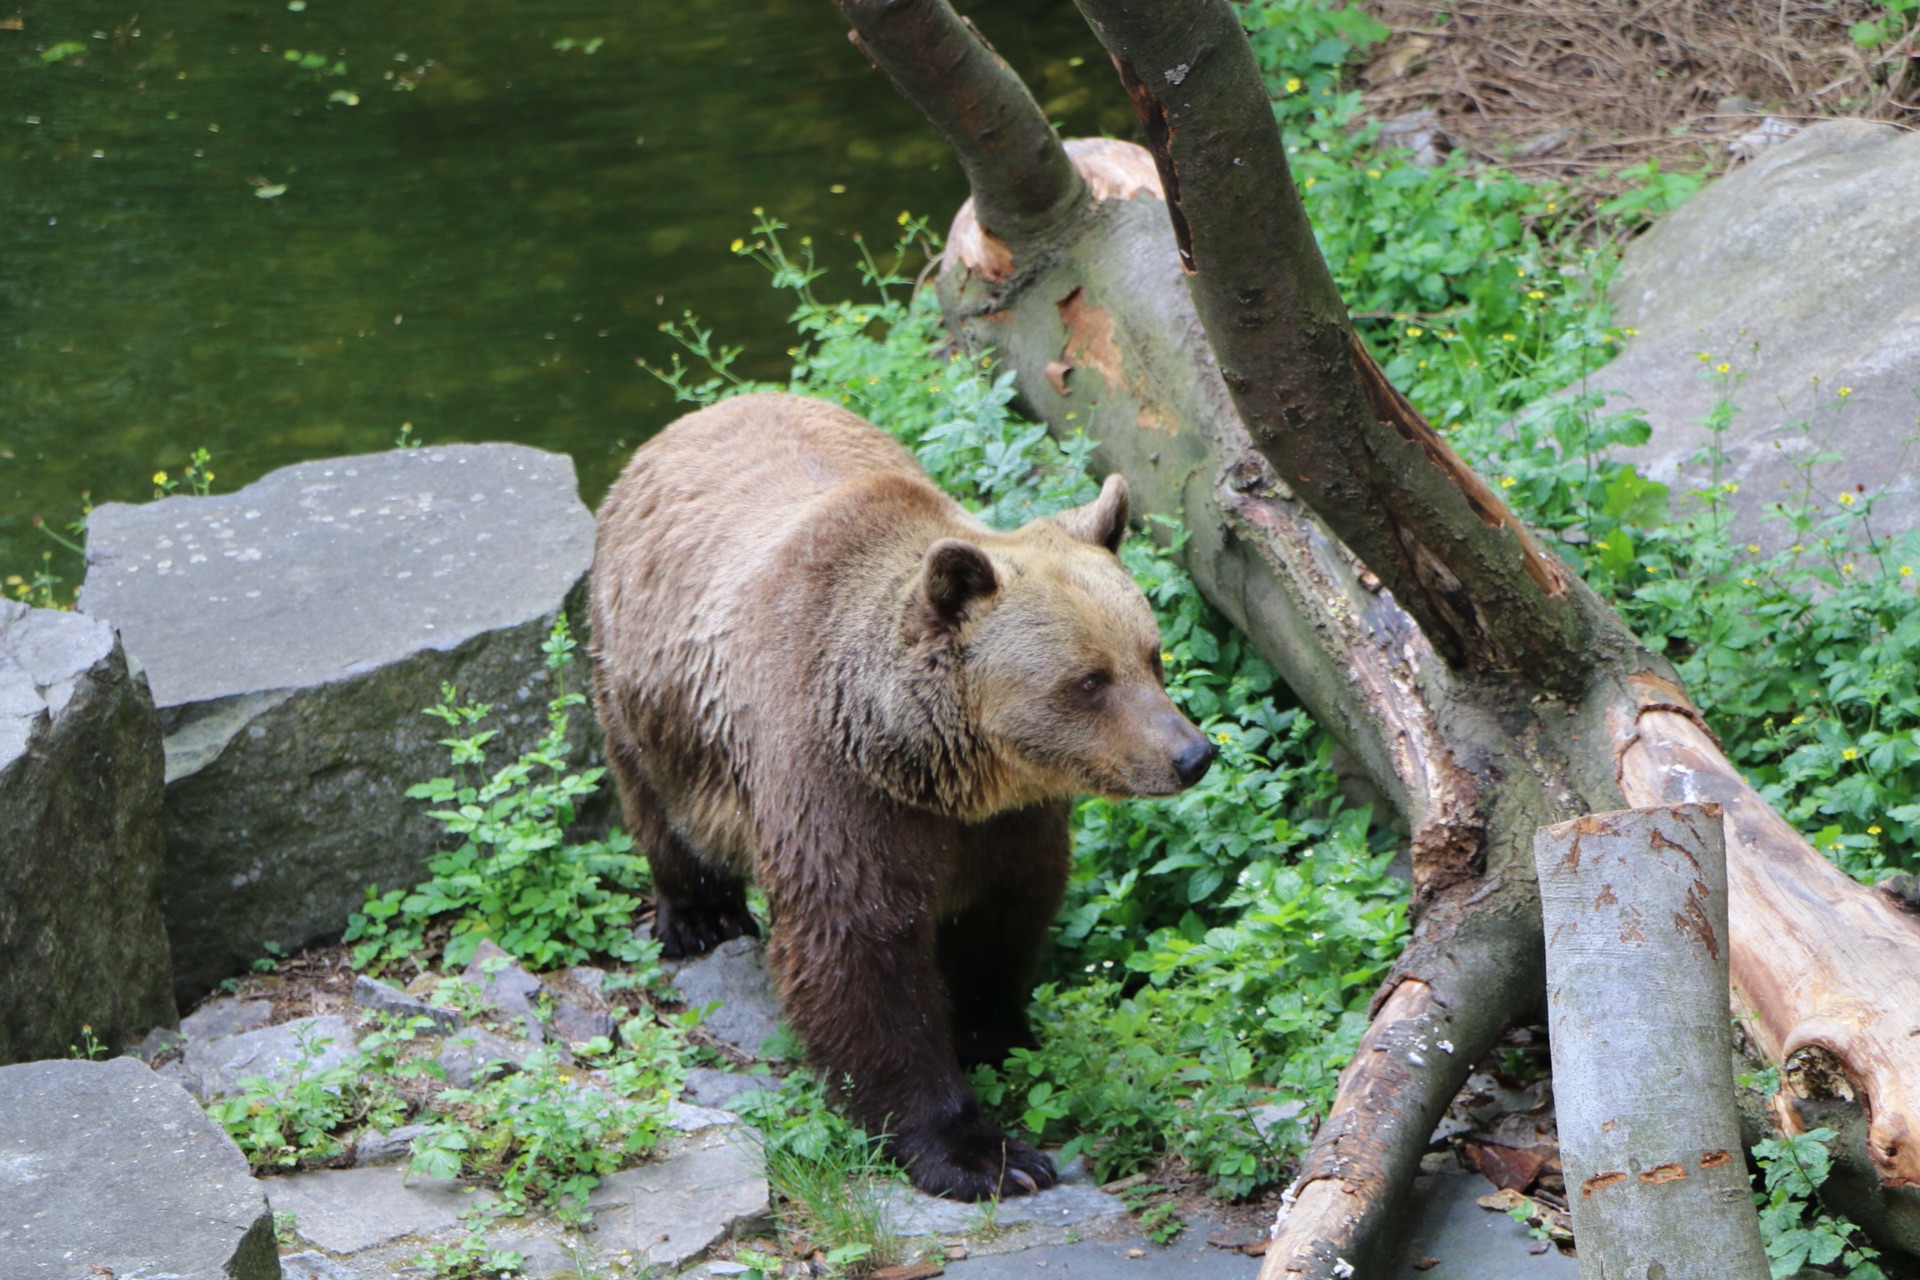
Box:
0;16;24;30
1466;1140;1546;1192
1413;1257;1440;1272
872;1264;943;1280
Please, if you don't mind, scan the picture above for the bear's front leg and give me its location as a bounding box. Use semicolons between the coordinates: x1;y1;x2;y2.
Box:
767;905;1056;1201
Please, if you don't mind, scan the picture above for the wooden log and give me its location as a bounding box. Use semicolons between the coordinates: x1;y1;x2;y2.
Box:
1535;803;1768;1279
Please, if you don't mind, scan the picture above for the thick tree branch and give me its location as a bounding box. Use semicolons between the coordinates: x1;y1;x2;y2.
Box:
833;0;1085;258
839;4;1920;1268
1066;0;1601;692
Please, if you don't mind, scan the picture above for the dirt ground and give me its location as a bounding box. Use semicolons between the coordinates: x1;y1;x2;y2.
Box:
1359;0;1919;193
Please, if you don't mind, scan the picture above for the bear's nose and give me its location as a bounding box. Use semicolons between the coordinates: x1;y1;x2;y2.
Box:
1173;736;1218;788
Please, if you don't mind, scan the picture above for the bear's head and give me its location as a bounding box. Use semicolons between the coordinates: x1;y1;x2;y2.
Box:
916;474;1217;812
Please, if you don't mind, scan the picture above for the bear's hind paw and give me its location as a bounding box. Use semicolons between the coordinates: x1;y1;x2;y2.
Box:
652;897;761;959
905;1128;1057;1202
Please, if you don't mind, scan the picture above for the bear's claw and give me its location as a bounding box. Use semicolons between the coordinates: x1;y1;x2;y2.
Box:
901;1116;1057;1201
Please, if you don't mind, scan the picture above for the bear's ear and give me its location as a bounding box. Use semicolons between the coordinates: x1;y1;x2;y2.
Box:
1054;473;1130;553
922;538;998;623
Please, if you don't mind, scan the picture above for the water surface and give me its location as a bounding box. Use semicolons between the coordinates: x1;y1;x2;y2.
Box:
1;0;1131;583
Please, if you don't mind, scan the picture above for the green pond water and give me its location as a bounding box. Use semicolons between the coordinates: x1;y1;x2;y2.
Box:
1;0;1132;588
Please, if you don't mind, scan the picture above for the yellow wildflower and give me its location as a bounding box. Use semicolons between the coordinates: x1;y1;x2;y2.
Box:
152;471;168;485
1716;363;1730;374
1499;476;1516;488
1407;325;1424;337
1902;565;1914;576
1623;327;1640;336
1747;544;1760;553
1722;482;1738;493
1527;290;1545;300
1838;386;1853;397
1843;748;1859;761
1502;333;1517;342
730;238;744;252
1840;493;1856;506
1286;77;1301;93
1366;169;1382;179
1869;825;1883;835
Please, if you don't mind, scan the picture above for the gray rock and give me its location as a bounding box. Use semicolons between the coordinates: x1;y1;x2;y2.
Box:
186;1013;357;1098
588;1129;771;1270
565;965;608;994
180;995;277;1043
664;1099;742;1133
77;445;598;1003
267;1166;493;1254
884;1178;1130;1239
437;1025;535;1087
353;1123;434;1167
0;1057;280;1279
464;938;545;1018
684;1066;779;1110
550;998;616;1047
667;937;786;1058
351;974;463;1034
280;1252;360;1280
0;602;173;1064
1596;121;1920;552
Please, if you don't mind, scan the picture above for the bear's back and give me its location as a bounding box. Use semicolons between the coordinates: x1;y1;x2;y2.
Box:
588;393;939;865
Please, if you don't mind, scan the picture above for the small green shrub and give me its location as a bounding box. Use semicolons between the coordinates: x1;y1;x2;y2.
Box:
1752;1127;1886;1279
409;1043;666;1223
345;617;652;971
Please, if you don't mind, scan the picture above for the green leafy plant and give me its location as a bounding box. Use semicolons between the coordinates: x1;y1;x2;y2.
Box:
733;1075;908;1276
206;1023;364;1168
345;616;652;970
1752;1128;1886;1279
409;1043;666;1223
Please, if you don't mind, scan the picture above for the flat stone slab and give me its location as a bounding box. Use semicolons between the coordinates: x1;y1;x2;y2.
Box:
77;444;597;1002
181;995;278;1043
1386;1173;1579;1279
666;937;786;1059
268;1165;495;1254
185;1014;358;1099
587;1128;770;1270
931;1221;1260;1279
0;601;172;1063
684;1066;779;1110
884;1177;1130;1240
280;1252;361;1280
1598;120;1920;551
0;1057;279;1279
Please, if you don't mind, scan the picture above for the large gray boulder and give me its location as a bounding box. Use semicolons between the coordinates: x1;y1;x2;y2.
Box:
0;602;172;1064
0;1057;280;1279
78;445;597;1002
1597;121;1920;549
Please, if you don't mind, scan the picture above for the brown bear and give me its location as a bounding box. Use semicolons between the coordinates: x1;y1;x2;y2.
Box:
588;392;1215;1200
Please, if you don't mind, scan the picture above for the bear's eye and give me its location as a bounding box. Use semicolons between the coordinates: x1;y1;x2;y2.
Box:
1075;670;1110;696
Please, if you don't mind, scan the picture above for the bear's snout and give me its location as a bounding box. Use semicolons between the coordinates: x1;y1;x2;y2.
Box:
1172;733;1218;789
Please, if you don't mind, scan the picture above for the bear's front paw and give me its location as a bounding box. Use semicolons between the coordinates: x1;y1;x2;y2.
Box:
900;1114;1057;1202
653;896;761;959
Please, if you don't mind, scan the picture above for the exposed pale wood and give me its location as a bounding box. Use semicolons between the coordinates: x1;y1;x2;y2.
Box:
1615;688;1920;1186
1535;804;1768;1280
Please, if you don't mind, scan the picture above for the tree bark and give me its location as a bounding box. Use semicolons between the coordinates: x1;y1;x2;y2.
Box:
1535;804;1769;1280
830;0;1920;1271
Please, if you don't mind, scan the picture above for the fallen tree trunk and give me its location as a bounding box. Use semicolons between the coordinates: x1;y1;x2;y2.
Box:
1535;804;1769;1280
831;0;1920;1270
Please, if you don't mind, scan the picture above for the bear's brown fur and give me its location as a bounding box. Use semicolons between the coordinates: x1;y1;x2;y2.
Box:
589;392;1214;1200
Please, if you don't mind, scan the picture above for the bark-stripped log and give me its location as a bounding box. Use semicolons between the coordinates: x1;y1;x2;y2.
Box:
828;0;1920;1271
1535;805;1769;1280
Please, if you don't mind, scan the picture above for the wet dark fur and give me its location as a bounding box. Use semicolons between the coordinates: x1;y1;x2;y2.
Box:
588;393;1209;1200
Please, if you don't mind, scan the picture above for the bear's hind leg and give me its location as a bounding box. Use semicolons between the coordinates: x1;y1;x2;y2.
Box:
606;737;758;959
